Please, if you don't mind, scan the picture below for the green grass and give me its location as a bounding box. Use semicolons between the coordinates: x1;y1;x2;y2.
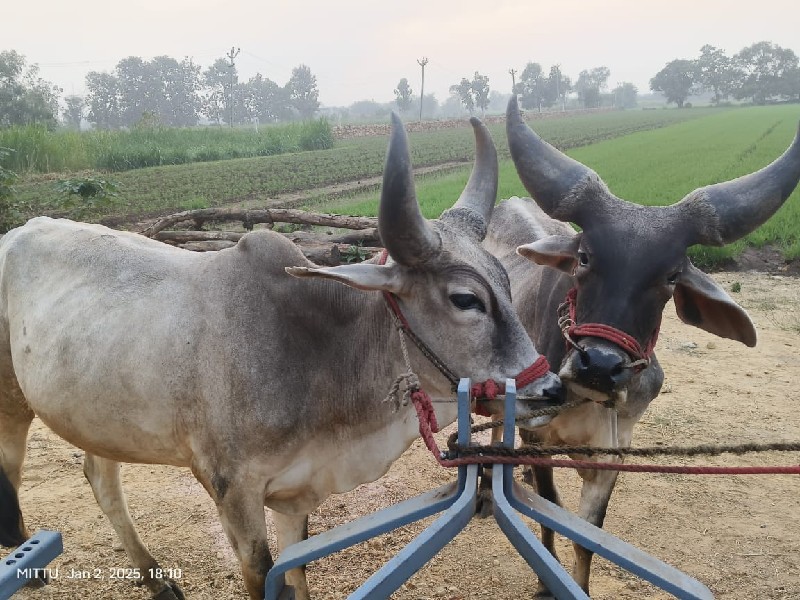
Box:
0;119;334;173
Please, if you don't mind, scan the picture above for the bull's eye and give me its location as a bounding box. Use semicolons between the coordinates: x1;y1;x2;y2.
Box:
449;293;486;313
578;251;589;267
667;271;680;285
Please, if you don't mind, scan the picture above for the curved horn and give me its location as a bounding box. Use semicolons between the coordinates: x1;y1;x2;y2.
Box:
440;117;498;240
379;112;441;266
681;121;800;246
506;95;598;223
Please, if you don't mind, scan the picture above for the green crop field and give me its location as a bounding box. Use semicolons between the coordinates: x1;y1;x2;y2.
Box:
331;105;800;266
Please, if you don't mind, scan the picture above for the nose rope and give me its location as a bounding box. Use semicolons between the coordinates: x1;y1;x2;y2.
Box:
557;287;660;372
378;250;551;412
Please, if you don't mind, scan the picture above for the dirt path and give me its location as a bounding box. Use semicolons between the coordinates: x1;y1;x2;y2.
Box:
12;269;800;599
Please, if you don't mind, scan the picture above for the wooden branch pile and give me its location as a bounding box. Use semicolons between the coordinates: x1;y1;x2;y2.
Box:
140;208;383;266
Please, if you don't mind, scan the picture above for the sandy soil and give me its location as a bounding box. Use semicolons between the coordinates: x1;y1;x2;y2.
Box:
9;269;800;600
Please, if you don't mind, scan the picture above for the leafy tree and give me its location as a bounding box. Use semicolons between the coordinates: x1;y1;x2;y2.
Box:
545;65;570;110
733;41;799;104
202;58;235;126
575;67;610;108
153;55;202;127
471;72;490;116
612;82;638;109
449;78;474;114
85;71;122;129
244;73;290;123
62;95;85;129
0;50;60;128
697;45;736;105
650;59;697;107
394;78;413;113
286;64;320;119
518;62;547;111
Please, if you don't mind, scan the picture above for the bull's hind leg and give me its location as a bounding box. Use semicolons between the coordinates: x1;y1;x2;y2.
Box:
272;510;310;600
0;390;34;547
82;454;184;600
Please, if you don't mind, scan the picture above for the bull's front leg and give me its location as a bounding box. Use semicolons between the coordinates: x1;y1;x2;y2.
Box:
214;485;274;599
272;510;311;600
570;409;641;594
572;463;621;593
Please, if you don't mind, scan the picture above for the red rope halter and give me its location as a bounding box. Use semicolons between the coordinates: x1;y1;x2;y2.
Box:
558;287;660;371
378;249;550;416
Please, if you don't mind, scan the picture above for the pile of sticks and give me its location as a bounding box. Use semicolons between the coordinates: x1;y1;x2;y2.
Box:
140;208;383;266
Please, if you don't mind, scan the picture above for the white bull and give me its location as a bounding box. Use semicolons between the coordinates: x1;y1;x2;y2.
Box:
0;115;561;599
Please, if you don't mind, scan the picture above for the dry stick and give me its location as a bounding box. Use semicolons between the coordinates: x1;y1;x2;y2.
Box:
140;208;378;237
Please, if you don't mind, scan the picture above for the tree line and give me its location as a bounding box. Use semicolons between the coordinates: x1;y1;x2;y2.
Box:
651;42;800;108
3;40;799;131
1;50;320;130
395;63;638;118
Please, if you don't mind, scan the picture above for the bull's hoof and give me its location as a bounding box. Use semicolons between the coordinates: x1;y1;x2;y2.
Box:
23;573;49;589
475;470;494;518
475;486;494;518
152;580;185;600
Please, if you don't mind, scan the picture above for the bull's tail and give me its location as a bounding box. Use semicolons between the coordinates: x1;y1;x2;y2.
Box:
0;465;26;547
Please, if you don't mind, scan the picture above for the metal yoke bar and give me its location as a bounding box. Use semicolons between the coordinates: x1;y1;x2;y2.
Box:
0;530;63;600
501;379;713;600
265;376;715;600
493;381;590;599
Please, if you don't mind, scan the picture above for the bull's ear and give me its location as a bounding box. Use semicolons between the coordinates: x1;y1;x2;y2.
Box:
285;263;403;293
673;261;757;347
517;234;581;273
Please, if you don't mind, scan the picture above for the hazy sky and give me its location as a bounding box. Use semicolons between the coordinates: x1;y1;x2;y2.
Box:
5;0;799;108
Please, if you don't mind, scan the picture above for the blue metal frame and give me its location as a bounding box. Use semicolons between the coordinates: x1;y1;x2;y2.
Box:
0;530;63;599
264;379;714;600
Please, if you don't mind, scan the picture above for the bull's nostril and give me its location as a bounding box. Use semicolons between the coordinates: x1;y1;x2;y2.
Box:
543;384;566;404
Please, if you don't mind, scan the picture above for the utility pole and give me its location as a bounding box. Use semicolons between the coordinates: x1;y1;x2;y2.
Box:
508;68;517;95
417;57;428;121
226;46;240;128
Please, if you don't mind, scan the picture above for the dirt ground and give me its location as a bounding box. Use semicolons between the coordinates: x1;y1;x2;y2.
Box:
10;268;800;600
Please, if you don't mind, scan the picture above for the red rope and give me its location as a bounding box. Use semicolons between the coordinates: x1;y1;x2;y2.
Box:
562;288;660;368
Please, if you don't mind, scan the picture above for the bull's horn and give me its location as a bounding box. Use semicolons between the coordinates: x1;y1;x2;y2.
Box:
379;112;442;266
681;121;800;246
506;95;598;223
440;117;498;240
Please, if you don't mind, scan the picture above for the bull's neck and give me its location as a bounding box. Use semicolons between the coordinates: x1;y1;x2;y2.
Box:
312;278;456;414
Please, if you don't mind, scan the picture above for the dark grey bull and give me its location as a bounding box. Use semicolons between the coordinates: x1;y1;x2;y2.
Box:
0;115;561;600
485;97;800;596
